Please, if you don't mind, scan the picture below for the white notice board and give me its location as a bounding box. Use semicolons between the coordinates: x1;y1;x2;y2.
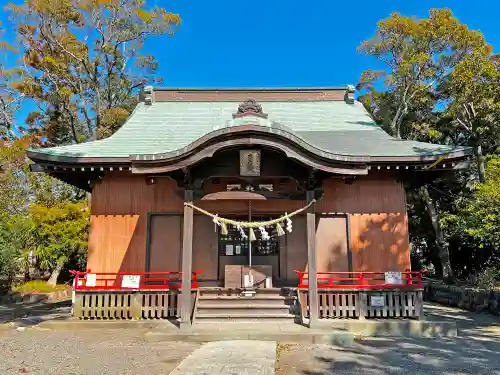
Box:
384;271;403;284
86;273;97;287
121;275;141;289
370;295;385;307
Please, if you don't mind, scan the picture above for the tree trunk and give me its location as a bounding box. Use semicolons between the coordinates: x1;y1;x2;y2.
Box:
23;266;30;283
390;99;409;139
475;144;486;183
47;262;64;286
420;186;455;282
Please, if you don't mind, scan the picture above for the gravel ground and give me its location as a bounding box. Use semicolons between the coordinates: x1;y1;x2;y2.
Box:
0;328;201;375
1;302;500;374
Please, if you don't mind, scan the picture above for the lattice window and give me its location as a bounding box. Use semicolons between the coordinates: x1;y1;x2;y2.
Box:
218;216;279;256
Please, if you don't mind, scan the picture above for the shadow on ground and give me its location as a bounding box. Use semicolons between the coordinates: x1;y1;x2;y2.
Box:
301;336;500;374
0;299;72;327
277;303;500;375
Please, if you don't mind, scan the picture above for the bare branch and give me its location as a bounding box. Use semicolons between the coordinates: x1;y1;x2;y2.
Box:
469;102;476;118
456;118;472;132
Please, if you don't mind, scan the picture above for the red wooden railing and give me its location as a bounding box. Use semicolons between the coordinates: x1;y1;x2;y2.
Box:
69;269;202;290
293;270;424;289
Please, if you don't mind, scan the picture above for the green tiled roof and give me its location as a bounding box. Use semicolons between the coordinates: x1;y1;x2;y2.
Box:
28;100;470;161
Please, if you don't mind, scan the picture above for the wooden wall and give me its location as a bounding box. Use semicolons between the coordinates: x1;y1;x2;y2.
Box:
88;173;410;278
317;177;410;272
87;175;183;274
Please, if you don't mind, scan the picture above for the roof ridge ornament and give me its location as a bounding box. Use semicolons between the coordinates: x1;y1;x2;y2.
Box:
344;85;355;104
233;99;268;119
142;85;154;105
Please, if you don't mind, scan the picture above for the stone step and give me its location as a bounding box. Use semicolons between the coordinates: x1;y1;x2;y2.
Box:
192;318;299;324
198;288;296;297
197;306;292;315
198;296;295;306
195;312;297;322
197;302;290;308
198;293;295;300
198;294;295;299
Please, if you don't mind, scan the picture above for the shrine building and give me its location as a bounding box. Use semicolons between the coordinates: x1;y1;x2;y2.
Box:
27;87;471;328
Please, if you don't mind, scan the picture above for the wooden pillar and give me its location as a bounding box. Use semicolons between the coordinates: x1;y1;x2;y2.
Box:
180;189;194;330
306;190;319;327
346;214;353;273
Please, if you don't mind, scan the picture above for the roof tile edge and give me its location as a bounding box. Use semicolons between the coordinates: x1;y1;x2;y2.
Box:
143;86;353;102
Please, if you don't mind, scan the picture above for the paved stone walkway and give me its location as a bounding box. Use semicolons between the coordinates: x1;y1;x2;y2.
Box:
169;340;277;375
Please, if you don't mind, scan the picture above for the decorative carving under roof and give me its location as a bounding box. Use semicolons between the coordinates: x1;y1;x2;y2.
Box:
233;99;268;119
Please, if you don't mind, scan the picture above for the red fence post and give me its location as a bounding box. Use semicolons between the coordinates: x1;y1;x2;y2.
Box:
191;271;199;289
405;268;410;286
417;271;423;288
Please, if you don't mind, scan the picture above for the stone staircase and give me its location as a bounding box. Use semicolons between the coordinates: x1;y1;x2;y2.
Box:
194;288;298;323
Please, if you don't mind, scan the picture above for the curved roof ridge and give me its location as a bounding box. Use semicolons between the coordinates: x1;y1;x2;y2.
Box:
27;99;472;164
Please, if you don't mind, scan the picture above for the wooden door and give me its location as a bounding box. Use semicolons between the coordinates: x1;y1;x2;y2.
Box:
193;215;218;280
315;215;349;273
148;214;182;272
284;215;307;280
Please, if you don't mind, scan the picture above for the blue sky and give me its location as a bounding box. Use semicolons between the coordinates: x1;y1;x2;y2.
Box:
149;0;500;88
1;0;499;124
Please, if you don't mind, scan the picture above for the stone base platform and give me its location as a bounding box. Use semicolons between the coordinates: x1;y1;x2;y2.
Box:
33;318;457;342
146;323;356;345
316;319;457;338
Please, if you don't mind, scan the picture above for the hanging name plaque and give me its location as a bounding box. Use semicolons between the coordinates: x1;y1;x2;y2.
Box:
239;150;261;176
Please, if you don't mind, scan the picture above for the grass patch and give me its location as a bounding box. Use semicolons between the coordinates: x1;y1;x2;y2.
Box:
13;280;68;294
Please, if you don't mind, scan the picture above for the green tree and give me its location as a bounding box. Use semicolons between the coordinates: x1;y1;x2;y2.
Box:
0;138;32;214
357;8;491;139
30;201;90;285
0;138;87;283
439;54;500;182
3;0;181;143
0;138;34;281
0;214;35;282
442;157;500;279
357;9;493;280
448;157;500;250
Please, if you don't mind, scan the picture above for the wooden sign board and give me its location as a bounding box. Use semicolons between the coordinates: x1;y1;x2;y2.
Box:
224;265;273;288
224;265;243;288
239;150;261;176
